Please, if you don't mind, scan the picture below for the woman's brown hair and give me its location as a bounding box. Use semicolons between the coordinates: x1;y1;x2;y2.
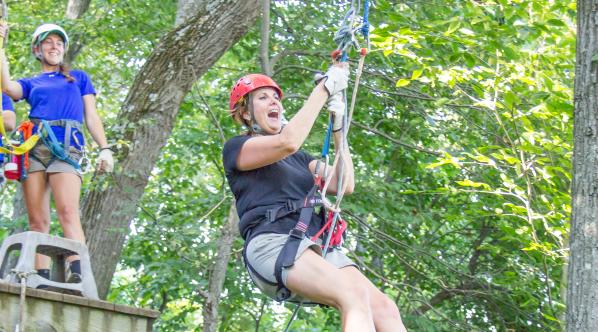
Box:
59;63;75;82
231;94;253;135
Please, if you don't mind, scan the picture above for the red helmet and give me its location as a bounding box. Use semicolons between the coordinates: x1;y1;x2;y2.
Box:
229;74;283;111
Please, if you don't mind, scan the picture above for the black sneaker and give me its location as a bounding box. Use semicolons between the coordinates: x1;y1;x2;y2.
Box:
66;272;82;283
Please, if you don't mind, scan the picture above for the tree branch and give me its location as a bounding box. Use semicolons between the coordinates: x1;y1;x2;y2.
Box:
66;0;90;19
259;0;272;75
351;121;442;156
270;49;328;70
64;0;92;64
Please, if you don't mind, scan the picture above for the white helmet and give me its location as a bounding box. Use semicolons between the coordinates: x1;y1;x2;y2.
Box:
31;24;69;58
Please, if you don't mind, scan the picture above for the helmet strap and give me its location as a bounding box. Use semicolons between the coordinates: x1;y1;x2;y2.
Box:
247;94;267;135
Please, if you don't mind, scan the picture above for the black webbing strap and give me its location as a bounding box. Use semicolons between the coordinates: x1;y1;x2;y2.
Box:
240;199;302;240
274;184;321;302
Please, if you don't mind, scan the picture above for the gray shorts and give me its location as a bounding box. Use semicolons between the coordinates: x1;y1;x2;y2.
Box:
28;142;83;178
245;233;356;302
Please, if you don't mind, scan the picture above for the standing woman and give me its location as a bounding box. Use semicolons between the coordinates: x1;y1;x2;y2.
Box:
223;62;406;332
0;23;114;282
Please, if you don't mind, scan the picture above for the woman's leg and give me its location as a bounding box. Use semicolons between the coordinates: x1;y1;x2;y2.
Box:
285;249;375;332
341;266;407;332
48;172;84;263
22;171;51;269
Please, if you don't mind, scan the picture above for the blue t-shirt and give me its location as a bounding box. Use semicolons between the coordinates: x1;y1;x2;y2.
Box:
0;93;15;164
18;69;95;148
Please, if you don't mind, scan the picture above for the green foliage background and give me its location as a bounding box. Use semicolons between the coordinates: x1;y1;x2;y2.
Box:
0;0;575;331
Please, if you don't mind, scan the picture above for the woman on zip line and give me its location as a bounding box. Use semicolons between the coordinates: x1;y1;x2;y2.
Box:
223;59;406;331
0;23;113;284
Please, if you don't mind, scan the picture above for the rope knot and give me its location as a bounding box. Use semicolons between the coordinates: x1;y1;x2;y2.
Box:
10;269;38;279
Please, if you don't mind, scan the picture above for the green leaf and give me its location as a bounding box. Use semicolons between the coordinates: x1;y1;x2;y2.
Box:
463;53;476;67
503;91;521;109
411;69;423;80
456;179;491;190
445;21;460;35
396;78;411;87
546;19;566;27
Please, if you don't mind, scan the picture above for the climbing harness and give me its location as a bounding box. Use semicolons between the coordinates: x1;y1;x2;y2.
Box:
34;119;88;171
240;180;326;303
272;182;324;301
1;119;88;181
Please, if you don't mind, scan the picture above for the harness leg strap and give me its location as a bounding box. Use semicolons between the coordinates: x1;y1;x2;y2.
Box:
274;206;314;302
64;122;72;150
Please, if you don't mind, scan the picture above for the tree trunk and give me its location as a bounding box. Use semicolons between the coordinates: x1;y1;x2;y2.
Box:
566;1;598;331
175;0;202;26
64;0;91;62
259;0;272;76
11;186;27;223
66;0;90;18
202;204;238;332
81;0;261;299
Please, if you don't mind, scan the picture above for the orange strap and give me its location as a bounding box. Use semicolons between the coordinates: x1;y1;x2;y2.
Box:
16;120;34;170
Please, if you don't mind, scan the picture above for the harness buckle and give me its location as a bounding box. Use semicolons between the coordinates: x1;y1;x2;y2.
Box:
275;287;291;302
78;155;90;175
265;209;275;223
285;199;296;211
289;228;304;239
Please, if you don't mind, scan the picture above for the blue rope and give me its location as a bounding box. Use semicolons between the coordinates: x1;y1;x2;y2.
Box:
321;119;333;158
361;0;370;40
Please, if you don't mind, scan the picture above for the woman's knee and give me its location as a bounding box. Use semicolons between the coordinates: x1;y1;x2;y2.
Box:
337;281;372;309
28;217;50;233
55;204;80;224
371;293;401;319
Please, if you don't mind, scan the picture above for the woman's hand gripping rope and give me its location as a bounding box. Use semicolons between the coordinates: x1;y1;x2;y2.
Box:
315;56;352;210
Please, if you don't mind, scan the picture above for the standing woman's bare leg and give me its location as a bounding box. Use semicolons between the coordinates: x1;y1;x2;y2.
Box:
48;172;84;263
22;171;51;269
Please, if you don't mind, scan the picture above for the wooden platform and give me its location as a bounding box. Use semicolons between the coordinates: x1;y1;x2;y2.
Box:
0;281;159;332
